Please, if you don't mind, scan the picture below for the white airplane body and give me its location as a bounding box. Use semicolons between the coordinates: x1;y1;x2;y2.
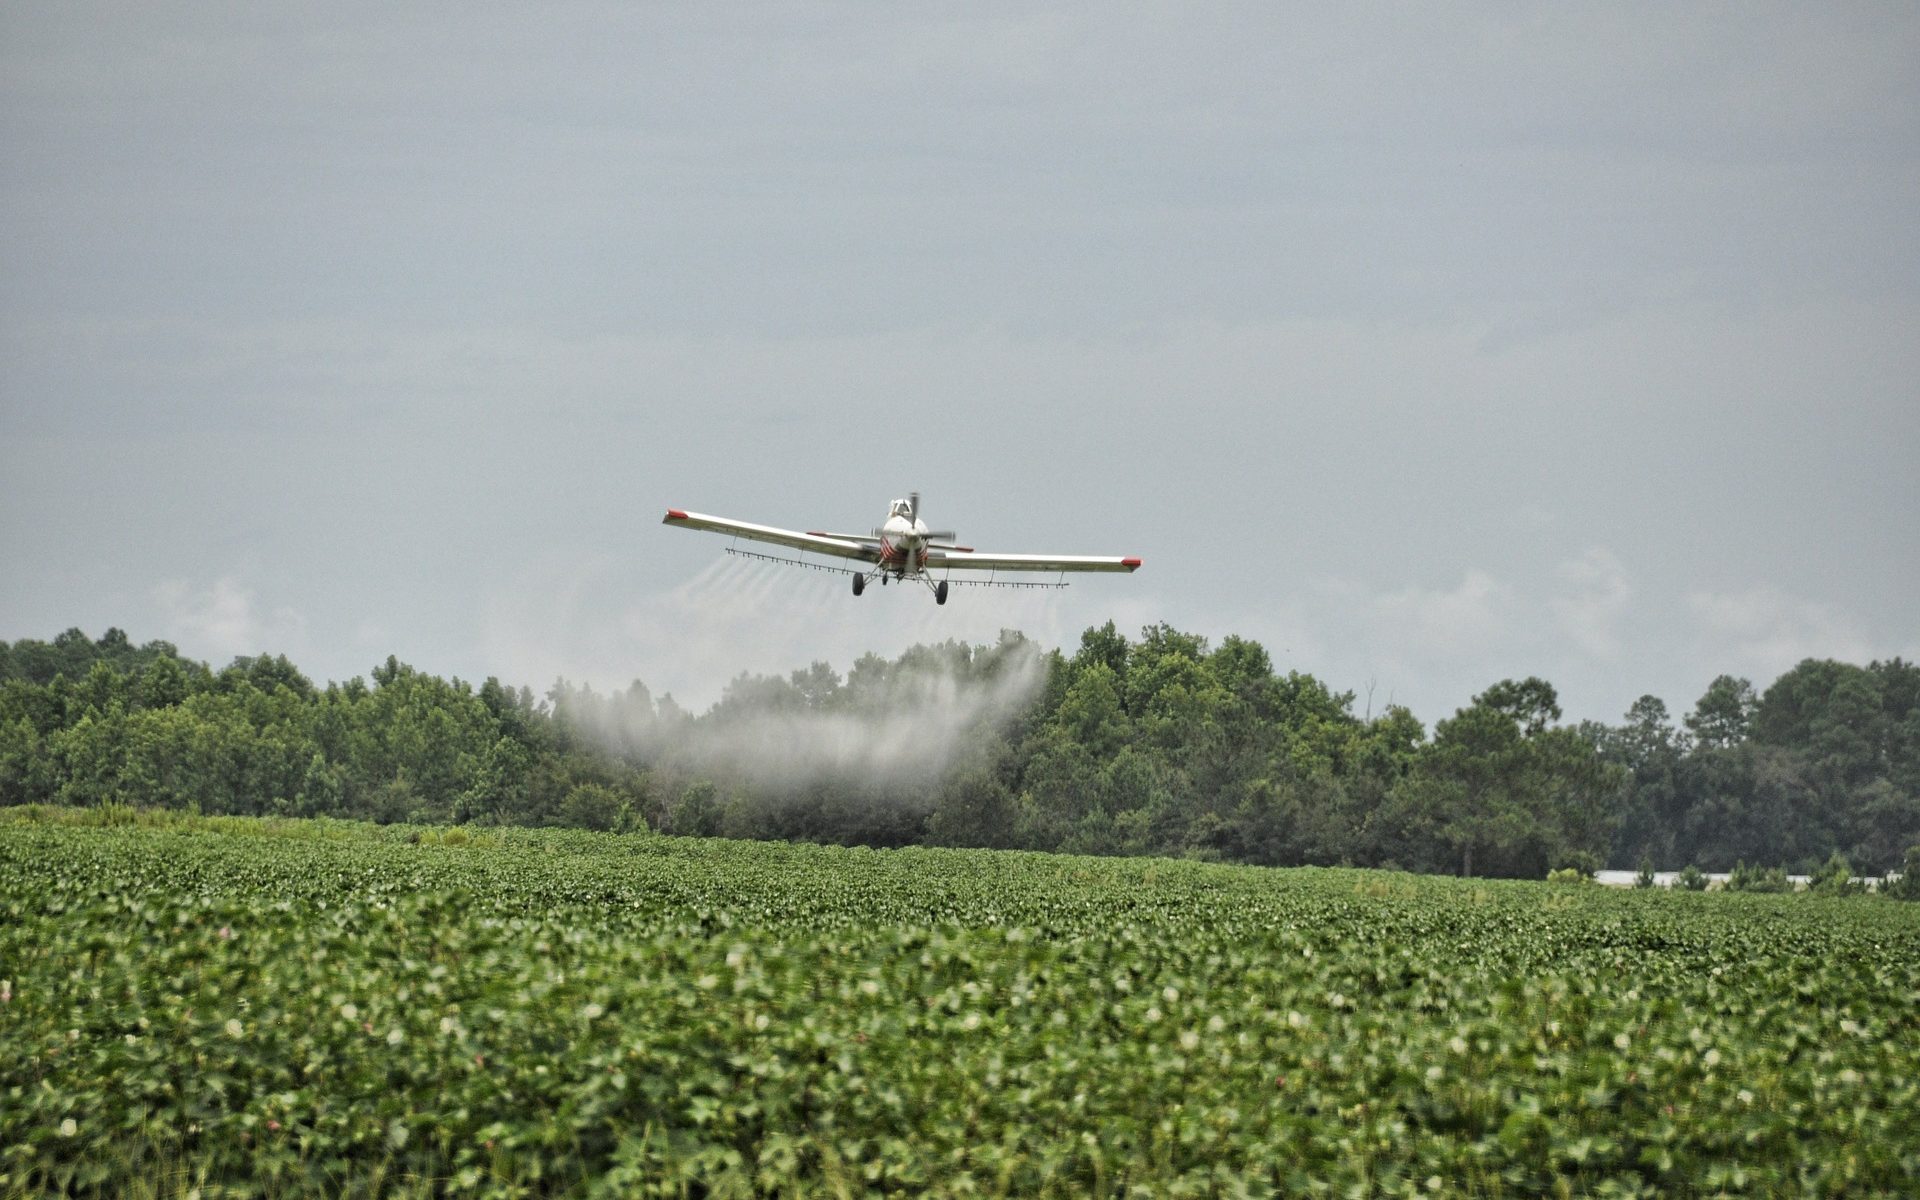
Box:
663;492;1140;605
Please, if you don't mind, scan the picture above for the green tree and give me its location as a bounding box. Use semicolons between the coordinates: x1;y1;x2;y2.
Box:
1726;861;1791;893
294;751;345;818
1884;846;1920;901
137;654;192;710
927;763;1017;849
1072;621;1130;692
1806;850;1862;896
0;716;51;805
561;783;624;832
1412;679;1624;878
1588;694;1689;868
1477;677;1562;735
1054;661;1130;760
1686;675;1757;748
670;781;723;838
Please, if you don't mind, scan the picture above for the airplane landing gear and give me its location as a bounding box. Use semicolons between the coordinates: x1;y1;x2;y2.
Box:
935;580;949;606
852;574;866;597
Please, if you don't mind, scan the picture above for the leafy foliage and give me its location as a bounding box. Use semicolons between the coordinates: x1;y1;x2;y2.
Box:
1590;659;1920;875
1886;846;1920;901
4;628;1916;881
2;814;1917;1196
1725;862;1792;894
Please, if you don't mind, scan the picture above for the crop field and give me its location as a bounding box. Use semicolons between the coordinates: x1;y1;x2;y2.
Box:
2;813;1917;1198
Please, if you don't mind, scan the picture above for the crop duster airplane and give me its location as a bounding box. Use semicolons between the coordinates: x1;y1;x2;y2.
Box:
663;492;1141;605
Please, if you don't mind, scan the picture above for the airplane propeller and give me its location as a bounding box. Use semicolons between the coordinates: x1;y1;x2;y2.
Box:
871;491;957;542
908;492;959;541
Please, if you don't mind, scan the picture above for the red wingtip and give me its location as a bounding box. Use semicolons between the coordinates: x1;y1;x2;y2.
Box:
665;509;688;521
1122;557;1143;569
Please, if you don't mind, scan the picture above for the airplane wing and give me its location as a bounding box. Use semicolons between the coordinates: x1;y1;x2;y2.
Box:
926;548;1142;573
806;530;887;546
662;509;877;563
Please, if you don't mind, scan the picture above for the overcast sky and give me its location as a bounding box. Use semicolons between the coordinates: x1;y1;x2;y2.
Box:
3;3;1915;726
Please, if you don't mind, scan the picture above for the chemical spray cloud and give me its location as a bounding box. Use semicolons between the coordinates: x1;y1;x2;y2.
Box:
688;642;1047;789
563;629;1051;793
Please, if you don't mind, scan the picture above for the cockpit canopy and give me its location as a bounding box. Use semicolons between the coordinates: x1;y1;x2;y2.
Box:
889;498;913;519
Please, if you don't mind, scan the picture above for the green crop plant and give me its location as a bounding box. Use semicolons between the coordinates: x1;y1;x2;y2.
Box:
3;813;1917;1197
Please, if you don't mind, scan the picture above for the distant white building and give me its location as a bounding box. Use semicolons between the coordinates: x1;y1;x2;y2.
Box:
1593;869;1890;891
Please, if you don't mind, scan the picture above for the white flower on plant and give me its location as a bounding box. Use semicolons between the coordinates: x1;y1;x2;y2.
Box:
340;1003;358;1021
386;1028;404;1046
58;1118;77;1138
225;1019;244;1038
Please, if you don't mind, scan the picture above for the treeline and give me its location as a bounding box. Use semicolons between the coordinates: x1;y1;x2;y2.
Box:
0;630;648;832
2;625;1916;879
1584;661;1920;874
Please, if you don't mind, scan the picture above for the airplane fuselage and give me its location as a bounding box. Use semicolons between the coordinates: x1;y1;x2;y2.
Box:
876;513;929;576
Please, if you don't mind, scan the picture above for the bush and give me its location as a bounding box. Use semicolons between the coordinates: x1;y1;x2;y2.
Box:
1674;864;1709;891
669;780;723;838
560;783;623;832
1806;851;1863;897
1553;849;1602;878
1726;861;1792;893
1546;866;1588;885
1634;857;1656;889
1884;846;1920;902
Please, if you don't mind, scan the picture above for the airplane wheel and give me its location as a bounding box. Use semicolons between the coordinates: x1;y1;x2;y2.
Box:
852;574;865;597
935;580;949;606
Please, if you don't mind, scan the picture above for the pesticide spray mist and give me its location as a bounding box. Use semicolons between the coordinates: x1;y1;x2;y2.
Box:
680;642;1049;790
568;559;1057;805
